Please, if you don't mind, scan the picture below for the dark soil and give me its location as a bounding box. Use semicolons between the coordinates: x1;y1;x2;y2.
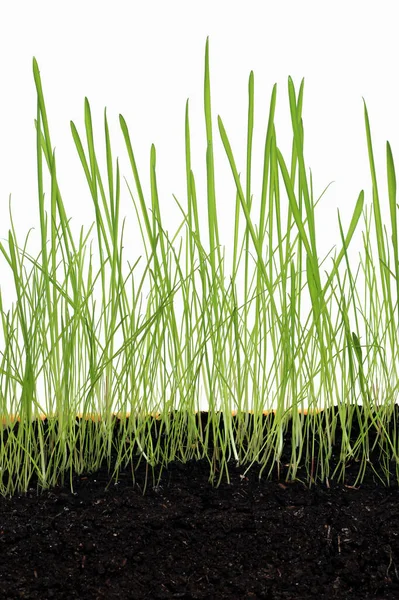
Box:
1;408;399;599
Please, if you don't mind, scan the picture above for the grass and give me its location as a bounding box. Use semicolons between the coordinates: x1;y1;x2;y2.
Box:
0;36;398;498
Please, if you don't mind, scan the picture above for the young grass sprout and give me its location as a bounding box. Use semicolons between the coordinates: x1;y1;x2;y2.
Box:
0;37;398;497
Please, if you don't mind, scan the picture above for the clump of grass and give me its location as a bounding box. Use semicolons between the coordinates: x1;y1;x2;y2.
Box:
0;37;398;498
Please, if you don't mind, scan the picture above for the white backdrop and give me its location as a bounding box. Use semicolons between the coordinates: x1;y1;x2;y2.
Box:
0;1;398;413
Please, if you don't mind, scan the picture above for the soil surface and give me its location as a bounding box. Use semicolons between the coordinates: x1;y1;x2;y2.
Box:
1;408;399;599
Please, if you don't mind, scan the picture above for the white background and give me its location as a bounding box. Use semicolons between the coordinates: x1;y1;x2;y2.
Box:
0;1;398;411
